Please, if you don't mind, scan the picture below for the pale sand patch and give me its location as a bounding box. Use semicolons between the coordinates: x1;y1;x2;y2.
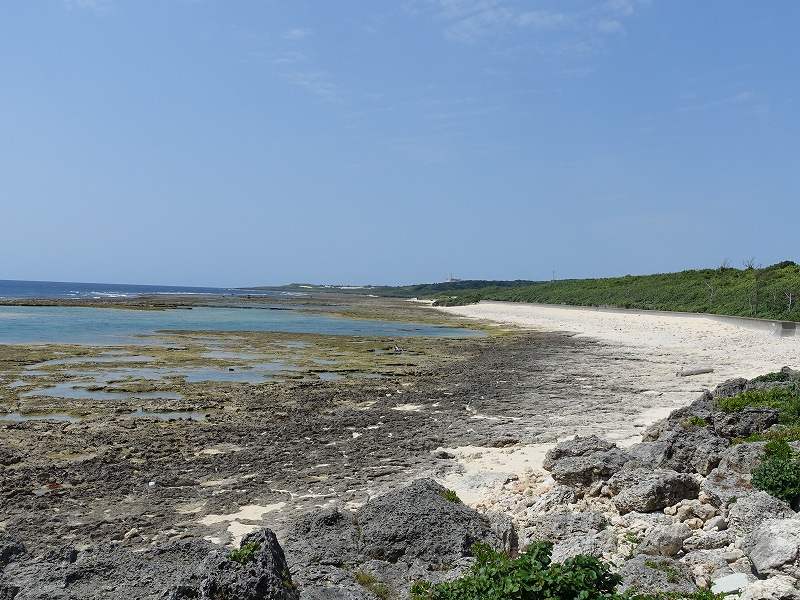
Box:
391;403;424;412
435;445;552;505
200;502;286;546
434;301;800;505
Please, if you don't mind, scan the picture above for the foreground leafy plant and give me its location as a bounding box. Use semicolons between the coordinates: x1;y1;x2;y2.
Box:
751;439;800;508
715;385;800;425
410;542;726;600
226;541;260;564
740;424;800;444
750;371;793;384
411;541;622;599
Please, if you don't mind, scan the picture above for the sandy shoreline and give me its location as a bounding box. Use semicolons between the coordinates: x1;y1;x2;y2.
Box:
433;301;800;505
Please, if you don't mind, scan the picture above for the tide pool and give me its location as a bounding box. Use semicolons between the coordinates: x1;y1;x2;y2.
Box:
0;305;481;345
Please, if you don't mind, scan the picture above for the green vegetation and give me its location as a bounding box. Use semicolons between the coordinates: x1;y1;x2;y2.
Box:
226;541;260;564
439;488;461;503
751;439;800;507
355;571;390;599
278;261;800;321
410;543;724;600
741;425;800;444
644;561;684;584
751;371;794;383
718;379;800;507
681;415;707;430
410;542;622;600
715;385;800;425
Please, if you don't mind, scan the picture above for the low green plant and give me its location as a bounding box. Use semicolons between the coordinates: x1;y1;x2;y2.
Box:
764;438;794;460
411;541;622;599
681;415;707;430
751;371;793;383
644;560;684;584
226;541;260;564
740;424;800;444
438;488;461;503
355;571;390;599
623;532;640;545
715;385;800;425
752;454;800;507
410;542;727;600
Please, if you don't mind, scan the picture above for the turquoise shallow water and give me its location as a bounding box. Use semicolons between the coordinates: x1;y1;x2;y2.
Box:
0;305;481;345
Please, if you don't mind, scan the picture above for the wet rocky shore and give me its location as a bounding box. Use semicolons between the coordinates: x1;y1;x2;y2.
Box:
0;295;626;597
4;295;797;598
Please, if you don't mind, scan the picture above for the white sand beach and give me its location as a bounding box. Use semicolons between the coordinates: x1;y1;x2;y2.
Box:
433;301;800;505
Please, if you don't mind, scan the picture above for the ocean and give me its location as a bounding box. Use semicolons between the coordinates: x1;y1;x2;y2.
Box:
0;279;480;345
0;279;274;300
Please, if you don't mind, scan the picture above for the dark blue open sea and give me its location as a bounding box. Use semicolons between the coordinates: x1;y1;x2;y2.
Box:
0;280;480;345
0;279;273;300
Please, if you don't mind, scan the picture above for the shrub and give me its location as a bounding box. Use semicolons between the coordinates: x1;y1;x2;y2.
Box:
741;424;800;444
764;438;794;460
226;541;260;564
751;371;793;384
715;386;800;425
752;453;800;507
410;542;727;599
411;541;622;599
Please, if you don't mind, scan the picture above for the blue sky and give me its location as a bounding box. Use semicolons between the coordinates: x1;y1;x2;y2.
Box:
2;1;798;287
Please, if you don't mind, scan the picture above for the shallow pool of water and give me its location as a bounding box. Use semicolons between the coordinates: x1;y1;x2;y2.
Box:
183;367;285;384
0;412;82;422
23;383;183;401
0;305;483;345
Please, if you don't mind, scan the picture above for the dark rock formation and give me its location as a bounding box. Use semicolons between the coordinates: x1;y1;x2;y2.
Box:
0;533;26;570
644;427;729;476
711;378;749;400
355;478;504;565
1;539;213;600
283;478;513;598
167;529;299;600
284;508;359;568
713;407;779;439
641;391;716;442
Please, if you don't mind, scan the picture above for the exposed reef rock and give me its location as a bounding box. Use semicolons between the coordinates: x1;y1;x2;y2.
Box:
4;369;800;598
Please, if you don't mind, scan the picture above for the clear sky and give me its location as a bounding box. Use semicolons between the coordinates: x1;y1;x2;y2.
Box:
2;1;798;287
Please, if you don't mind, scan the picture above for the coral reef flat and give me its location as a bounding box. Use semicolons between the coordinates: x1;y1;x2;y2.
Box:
2;295;800;597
